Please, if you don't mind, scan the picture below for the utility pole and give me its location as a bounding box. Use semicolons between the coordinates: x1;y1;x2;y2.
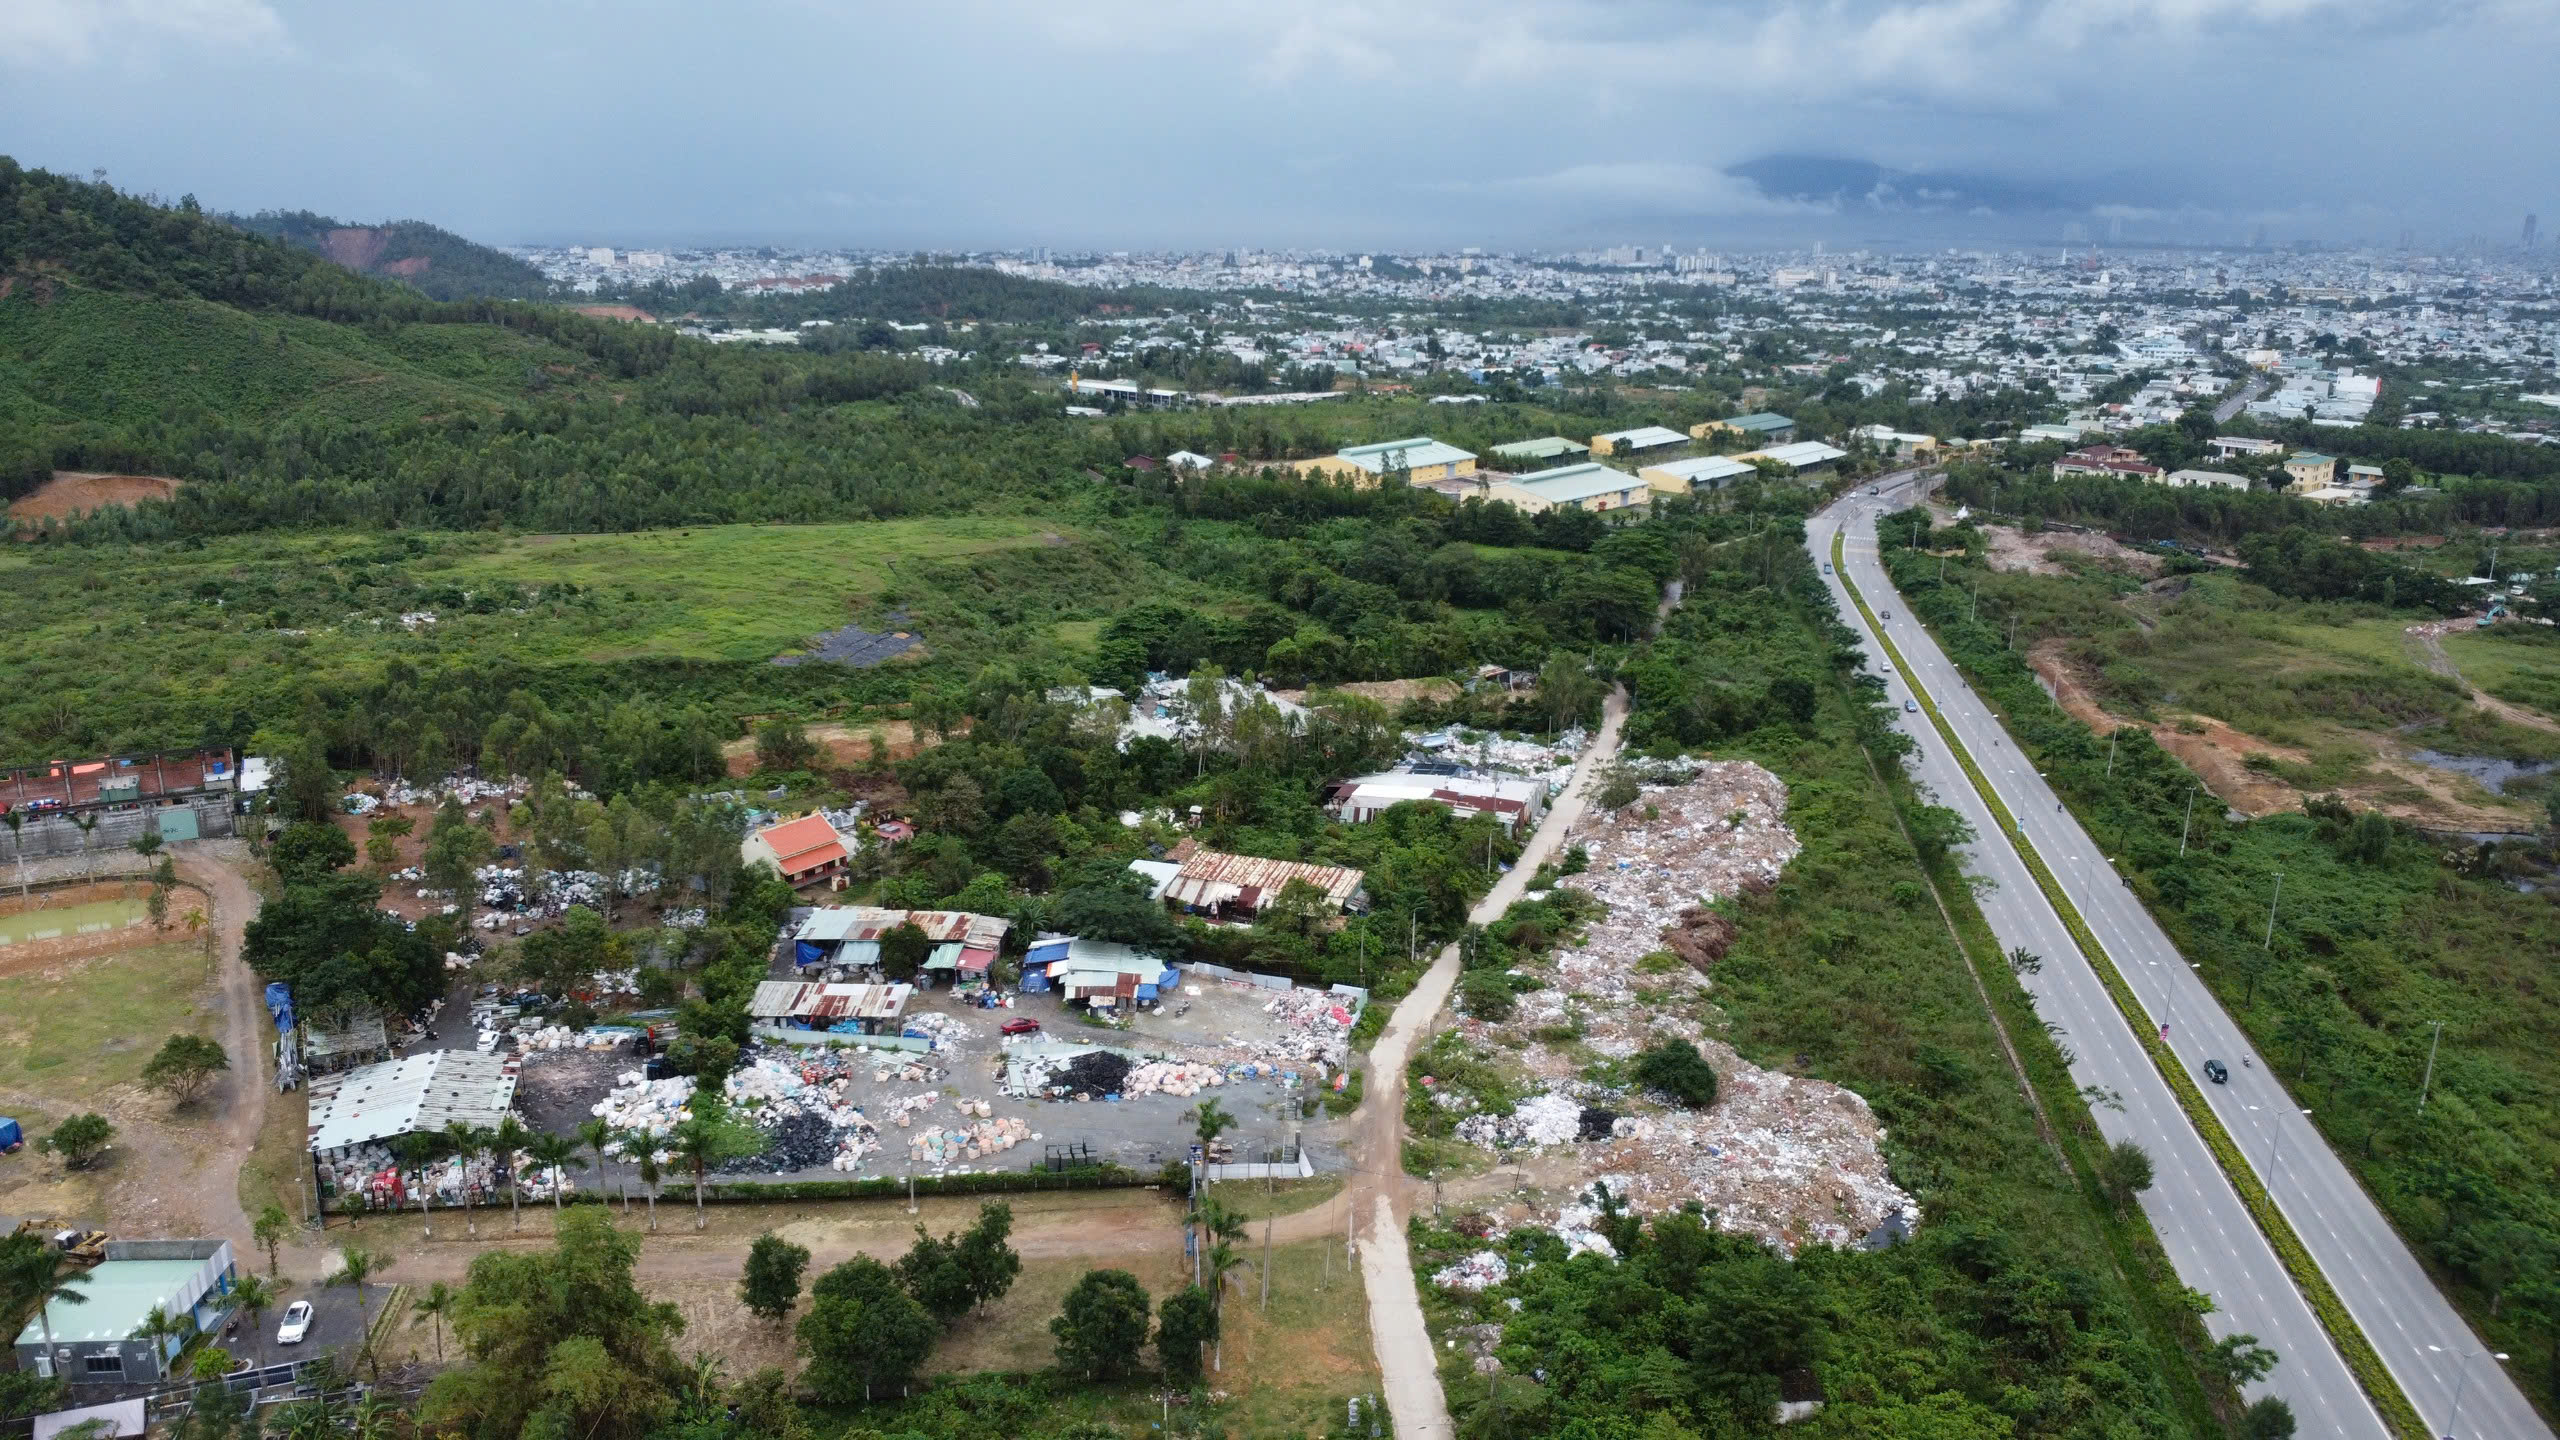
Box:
1969;583;1980;623
2179;786;2197;856
2418;1019;2444;1111
2106;730;2118;776
2263;871;2283;948
1260;1211;1273;1311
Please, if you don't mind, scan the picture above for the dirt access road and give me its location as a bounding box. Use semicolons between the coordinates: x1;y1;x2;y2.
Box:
2405;619;2560;736
1346;683;1634;1440
174;846;267;1251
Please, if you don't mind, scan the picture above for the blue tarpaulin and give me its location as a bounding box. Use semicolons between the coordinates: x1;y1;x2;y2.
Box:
795;941;828;967
263;982;294;1035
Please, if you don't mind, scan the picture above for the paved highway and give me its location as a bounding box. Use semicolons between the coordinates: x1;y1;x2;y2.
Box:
1819;476;2398;1438
1824;475;2550;1440
2215;373;2270;424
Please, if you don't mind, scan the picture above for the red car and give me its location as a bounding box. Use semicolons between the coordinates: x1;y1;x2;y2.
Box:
1000;1017;1042;1036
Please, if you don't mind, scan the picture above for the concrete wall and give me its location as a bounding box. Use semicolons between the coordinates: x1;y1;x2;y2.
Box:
0;799;234;862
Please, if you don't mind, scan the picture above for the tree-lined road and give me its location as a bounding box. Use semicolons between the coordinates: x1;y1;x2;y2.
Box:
1820;476;2548;1440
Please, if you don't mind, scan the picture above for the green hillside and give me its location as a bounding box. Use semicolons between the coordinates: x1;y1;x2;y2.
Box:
224;208;553;302
0;285;585;432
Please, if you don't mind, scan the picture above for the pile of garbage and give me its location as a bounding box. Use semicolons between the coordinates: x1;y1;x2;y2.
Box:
594;1073;696;1140
1431;1251;1512;1293
1453;1092;1587;1149
1048;1050;1133;1097
909;1110;1031;1169
469;865;662;919
375;774;526;810
664;908;709;929
590;968;642;997
1118;1058;1229;1098
901;1012;977;1046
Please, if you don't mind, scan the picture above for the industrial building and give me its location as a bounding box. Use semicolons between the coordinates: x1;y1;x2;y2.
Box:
1693;412;1797;445
1638;454;1757;497
1848;425;1939;460
1737;440;1850;476
1296;437;1477;485
304;1050;521;1157
1488;436;1589;464
1587;425;1689;457
1483;462;1654;515
15;1240;239;1384
1326;770;1547;834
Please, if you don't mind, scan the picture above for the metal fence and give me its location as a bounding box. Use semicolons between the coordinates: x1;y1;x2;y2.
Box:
0;800;235;861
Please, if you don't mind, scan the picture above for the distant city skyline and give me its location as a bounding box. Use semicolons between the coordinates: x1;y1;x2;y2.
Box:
4;0;2557;251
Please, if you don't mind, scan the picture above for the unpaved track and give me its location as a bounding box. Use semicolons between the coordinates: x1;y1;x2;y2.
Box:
175;847;265;1251
2406;621;2560;735
1346;685;1632;1440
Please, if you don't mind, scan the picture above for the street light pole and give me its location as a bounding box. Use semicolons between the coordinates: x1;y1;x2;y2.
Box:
2179;787;2197;856
2106;731;2118;777
2428;1344;2510;1439
2418;1019;2444;1111
2263;871;2283;948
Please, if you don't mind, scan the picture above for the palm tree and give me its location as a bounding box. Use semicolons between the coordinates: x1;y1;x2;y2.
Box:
442;1122;491;1237
409;1280;455;1365
329;1246;389;1380
577;1117;618;1212
3;1248;87;1373
525;1132;585;1211
347;1390;403;1440
1202;1241;1247;1371
130;1303;189;1380
619;1128;663;1232
229;1274;277;1373
491;1115;532;1232
663;1111;737;1232
392;1132;443;1239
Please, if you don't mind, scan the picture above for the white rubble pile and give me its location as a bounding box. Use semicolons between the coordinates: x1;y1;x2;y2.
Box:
590;968;641;997
664;908;708;929
1432;1251;1512;1292
901;1011;978;1045
909;1111;1033;1169
1445;765;1918;1255
376;774;527;810
595;1073;697;1140
1118;1059;1229;1098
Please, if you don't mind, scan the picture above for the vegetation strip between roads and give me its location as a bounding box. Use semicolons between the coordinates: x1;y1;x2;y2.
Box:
1830;530;2432;1440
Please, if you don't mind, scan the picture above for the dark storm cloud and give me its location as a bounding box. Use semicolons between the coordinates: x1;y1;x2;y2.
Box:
3;0;2554;248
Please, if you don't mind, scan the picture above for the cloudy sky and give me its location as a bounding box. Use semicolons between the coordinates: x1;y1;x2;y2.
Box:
5;0;2556;251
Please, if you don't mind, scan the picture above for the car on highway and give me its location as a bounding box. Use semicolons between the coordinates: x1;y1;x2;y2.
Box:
1880;609;1892;620
1821;563;1832;574
1903;700;1919;713
276;1301;314;1345
999;1017;1041;1036
2203;1059;2229;1085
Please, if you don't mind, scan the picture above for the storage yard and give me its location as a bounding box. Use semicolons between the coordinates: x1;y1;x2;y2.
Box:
1425;764;1919;1264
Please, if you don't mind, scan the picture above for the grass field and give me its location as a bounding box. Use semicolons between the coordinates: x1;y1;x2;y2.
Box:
2443;624;2560;719
0;938;216;1100
0;517;1186;757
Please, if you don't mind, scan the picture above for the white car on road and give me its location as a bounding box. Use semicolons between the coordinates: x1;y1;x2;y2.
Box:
276;1300;313;1345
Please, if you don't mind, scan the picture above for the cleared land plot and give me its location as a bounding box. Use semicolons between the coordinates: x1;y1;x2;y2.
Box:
9;471;180;524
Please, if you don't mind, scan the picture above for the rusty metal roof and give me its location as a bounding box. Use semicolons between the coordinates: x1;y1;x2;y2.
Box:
1166;850;1364;910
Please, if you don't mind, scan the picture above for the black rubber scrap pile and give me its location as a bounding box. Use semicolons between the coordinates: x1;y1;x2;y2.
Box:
711;1112;834;1174
1578;1107;1619;1142
1053;1051;1134;1098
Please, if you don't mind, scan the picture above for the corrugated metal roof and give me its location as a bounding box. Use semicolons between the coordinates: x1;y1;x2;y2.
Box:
1643;455;1756;482
1594;425;1687;450
1166;850;1364;910
748;980;913;1021
1336;437;1476;473
1742;441;1848;469
1516;463;1649;504
306;1050;519;1153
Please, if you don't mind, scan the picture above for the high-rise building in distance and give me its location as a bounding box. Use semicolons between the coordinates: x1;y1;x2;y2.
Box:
2526;213;2541;250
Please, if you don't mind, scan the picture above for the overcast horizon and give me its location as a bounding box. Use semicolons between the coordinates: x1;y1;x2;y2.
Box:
6;0;2558;254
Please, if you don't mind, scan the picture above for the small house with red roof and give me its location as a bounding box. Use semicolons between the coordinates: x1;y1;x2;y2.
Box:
742;813;854;889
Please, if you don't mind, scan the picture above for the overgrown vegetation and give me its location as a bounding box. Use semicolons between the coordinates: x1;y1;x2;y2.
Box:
1882;533;2560;1417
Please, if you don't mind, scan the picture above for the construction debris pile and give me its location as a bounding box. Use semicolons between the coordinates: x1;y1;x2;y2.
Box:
463;864;659;919
1432;1251;1512;1293
1445;764;1916;1255
901;1011;977;1046
374;775;526;810
593;1073;696;1140
1043;1050;1133;1097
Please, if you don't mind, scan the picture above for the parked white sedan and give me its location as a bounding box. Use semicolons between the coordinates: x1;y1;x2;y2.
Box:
276;1300;314;1345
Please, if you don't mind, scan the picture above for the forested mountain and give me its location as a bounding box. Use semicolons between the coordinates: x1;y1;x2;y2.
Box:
223;208;554;301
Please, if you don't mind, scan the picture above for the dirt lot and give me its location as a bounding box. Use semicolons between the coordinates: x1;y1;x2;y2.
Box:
721;720;940;776
0;881;170;975
1270;678;1462;707
1974;521;2165;578
9;471;182;524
